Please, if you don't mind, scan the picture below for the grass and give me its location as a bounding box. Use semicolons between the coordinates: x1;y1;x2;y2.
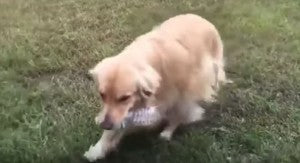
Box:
0;0;300;162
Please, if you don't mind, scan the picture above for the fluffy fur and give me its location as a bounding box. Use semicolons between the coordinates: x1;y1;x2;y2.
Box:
84;14;230;162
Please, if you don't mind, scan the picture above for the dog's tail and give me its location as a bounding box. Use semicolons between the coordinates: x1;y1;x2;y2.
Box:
212;35;232;91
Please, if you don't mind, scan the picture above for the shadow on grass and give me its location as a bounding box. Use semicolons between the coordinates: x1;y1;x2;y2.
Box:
60;102;225;163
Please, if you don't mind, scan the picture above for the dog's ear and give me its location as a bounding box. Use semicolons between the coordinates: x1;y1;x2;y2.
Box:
137;65;161;99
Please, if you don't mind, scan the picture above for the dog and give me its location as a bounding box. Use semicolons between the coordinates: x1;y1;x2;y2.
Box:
84;14;231;162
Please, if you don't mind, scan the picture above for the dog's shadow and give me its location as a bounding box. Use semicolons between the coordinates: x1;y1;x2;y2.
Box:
91;102;223;163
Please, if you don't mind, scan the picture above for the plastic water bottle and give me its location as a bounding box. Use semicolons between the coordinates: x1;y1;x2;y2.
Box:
121;106;162;129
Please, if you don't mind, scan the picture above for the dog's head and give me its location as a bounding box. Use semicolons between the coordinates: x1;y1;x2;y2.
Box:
89;56;161;130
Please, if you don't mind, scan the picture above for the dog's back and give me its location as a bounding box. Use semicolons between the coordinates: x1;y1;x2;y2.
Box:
141;14;227;103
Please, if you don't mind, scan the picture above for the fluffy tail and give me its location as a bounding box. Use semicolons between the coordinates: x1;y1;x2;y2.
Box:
212;35;232;91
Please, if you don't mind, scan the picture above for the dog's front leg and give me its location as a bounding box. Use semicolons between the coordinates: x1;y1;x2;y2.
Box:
84;130;124;162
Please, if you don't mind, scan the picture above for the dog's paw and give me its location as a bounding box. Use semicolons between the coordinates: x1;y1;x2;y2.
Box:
208;96;217;103
159;130;172;141
84;145;106;162
224;79;233;84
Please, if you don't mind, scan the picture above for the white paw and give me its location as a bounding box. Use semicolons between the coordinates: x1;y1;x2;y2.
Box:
84;145;106;162
160;130;172;141
207;96;217;103
225;79;234;84
186;105;205;123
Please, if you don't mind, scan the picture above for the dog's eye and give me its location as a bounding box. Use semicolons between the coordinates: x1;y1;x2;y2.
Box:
118;95;131;102
142;90;152;97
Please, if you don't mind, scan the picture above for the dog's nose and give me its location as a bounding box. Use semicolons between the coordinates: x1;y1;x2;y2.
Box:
100;115;113;130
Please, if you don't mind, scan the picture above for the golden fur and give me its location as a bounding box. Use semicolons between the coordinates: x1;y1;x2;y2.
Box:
84;14;230;161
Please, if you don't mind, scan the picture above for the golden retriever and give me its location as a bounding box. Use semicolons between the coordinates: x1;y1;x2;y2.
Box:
84;13;230;161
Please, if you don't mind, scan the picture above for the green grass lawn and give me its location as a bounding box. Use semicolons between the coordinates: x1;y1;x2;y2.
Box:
1;0;300;162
